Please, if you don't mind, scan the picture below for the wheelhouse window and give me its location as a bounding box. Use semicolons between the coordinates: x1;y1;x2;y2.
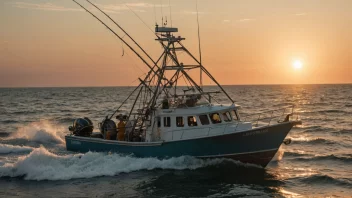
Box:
163;117;171;127
222;112;232;122
231;110;239;120
176;117;184;127
199;114;210;125
209;113;222;124
157;117;161;127
187;116;198;127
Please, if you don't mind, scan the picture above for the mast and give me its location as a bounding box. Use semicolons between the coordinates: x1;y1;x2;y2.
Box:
73;1;235;141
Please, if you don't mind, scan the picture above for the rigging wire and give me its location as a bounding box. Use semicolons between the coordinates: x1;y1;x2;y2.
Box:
182;75;190;89
196;0;203;89
85;0;156;65
72;0;162;82
123;45;147;75
123;1;156;36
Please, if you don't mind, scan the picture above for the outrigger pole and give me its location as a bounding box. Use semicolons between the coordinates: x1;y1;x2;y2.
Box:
72;0;163;83
85;0;159;67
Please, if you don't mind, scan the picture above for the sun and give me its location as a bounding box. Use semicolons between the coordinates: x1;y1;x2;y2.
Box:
292;60;303;70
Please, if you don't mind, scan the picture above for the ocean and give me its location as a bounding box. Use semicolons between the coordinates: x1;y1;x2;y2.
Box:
0;85;351;197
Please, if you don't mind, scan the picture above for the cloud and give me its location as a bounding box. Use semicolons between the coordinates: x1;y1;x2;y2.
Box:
12;2;82;12
295;13;307;16
237;18;255;22
11;2;166;13
182;10;207;15
223;19;230;23
96;3;147;13
125;3;167;8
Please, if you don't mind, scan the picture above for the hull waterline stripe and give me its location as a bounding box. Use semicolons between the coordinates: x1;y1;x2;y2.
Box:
66;136;163;146
195;148;277;158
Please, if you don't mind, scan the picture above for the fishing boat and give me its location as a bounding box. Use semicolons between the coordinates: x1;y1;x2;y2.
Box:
65;0;301;167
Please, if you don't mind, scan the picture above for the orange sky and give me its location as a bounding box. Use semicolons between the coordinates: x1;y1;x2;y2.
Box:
0;0;351;87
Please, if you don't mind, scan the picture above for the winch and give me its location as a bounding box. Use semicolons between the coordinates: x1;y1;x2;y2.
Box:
69;117;93;137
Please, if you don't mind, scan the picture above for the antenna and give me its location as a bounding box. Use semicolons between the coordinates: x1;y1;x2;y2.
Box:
154;3;157;25
169;0;172;27
161;0;164;26
196;0;203;89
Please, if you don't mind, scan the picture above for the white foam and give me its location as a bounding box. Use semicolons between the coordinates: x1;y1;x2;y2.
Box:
271;146;284;162
0;144;33;154
10;120;65;144
0;146;232;181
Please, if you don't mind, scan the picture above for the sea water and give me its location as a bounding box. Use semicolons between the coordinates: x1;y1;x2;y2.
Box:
0;85;351;197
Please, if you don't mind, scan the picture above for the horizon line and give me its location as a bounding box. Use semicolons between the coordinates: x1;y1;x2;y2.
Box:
0;82;351;89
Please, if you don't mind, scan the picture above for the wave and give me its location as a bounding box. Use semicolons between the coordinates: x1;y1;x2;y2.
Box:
305;102;328;106
290;137;336;145
293;154;352;163
301;174;352;187
0;146;256;181
56;117;75;124
317;109;347;114
301;125;335;133
0;120;19;124
12;111;42;115
272;102;294;107
0;132;9;138
283;151;311;157
0;144;33;154
9;121;65;144
332;129;352;135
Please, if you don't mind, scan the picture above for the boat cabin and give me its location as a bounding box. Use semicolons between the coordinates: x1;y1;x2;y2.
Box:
146;104;252;142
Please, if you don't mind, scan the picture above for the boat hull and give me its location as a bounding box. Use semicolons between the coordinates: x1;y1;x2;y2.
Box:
65;121;299;167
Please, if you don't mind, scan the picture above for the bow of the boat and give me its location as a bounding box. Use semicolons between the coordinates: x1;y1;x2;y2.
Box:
191;120;301;167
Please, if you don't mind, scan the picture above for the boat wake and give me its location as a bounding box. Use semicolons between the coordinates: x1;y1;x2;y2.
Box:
0;143;33;154
0;146;258;181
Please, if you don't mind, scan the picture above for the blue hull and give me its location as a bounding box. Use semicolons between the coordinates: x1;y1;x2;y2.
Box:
65;121;298;167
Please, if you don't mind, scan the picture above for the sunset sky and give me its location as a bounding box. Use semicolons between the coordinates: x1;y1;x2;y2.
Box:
1;0;351;87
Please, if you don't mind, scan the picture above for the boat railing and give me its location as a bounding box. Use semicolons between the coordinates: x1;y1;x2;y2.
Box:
242;105;299;128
